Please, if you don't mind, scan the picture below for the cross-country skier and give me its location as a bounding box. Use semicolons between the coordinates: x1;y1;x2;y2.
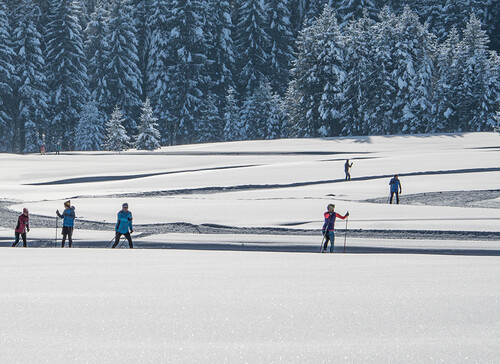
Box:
389;174;402;204
112;203;133;249
56;200;76;247
322;204;349;253
12;208;30;247
344;159;353;181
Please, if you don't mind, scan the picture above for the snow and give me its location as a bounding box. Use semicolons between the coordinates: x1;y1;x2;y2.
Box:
0;132;499;361
0;249;498;362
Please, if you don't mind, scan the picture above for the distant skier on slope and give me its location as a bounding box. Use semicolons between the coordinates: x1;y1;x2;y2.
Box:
322;204;349;253
56;200;76;247
389;174;402;204
12;208;30;247
112;203;133;249
344;159;353;181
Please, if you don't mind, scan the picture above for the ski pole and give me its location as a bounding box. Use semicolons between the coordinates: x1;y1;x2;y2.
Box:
118;236;125;249
319;231;327;253
343;215;349;253
55;217;58;248
106;236;115;248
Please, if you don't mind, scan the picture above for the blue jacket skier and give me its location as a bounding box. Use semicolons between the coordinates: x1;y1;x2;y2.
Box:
56;200;76;247
112;203;133;248
389;174;402;204
322;204;348;253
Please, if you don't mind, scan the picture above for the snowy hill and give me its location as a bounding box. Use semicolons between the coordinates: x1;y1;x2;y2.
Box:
0;133;499;362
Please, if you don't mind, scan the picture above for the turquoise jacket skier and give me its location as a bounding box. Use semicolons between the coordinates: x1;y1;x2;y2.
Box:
57;203;76;227
116;209;133;234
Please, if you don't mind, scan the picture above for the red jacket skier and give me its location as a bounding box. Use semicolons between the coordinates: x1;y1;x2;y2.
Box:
322;204;348;253
13;208;30;247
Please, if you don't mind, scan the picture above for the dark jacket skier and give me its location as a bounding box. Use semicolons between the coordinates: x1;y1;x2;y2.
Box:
56;200;76;247
12;208;30;247
112;203;133;248
389;175;402;204
322;204;349;253
344;159;353;181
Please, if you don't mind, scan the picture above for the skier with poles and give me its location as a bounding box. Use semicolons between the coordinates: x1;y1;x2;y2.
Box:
56;200;76;247
321;204;349;253
112;203;133;249
12;208;30;247
389;174;402;204
344;159;353;181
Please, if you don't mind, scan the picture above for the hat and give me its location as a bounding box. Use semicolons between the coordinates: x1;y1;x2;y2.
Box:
23;208;29;214
122;203;128;208
64;200;71;207
327;203;335;210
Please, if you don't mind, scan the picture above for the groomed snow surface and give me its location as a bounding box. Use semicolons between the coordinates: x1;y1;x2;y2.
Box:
1;133;499;362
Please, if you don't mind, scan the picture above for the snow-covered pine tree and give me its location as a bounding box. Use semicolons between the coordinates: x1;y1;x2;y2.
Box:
102;0;142;133
102;105;130;152
135;98;161;150
0;2;16;152
222;87;241;141
457;13;497;131
206;0;235;118
267;0;295;95
432;27;462;133
394;7;435;134
131;0;152;101
195;93;222;143
44;0;89;150
235;0;272;97
85;1;110;117
285;21;319;137
240;81;273;140
164;0;210;144
341;12;376;136
147;0;174;144
12;0;48;153
316;5;346;137
23;121;42;153
267;92;285;139
75;99;104;150
286;6;346;137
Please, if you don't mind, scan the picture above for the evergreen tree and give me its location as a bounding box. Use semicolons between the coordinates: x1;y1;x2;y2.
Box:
195;93;222;143
164;0;210;144
136;98;161;150
24;121;42;153
12;0;48;153
240;81;273;140
316;6;346;136
267;92;285;139
223;87;241;141
206;0;235;116
342;13;376;135
131;0;152;100
286;6;345;137
0;2;16;152
268;0;295;95
458;13;496;131
102;0;142;132
147;0;173;143
432;28;462;133
102;105;130;152
393;7;435;133
75;99;104;150
235;0;271;96
44;0;89;150
85;1;110;116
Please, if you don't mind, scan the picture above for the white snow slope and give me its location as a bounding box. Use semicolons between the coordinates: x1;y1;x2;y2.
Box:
0;133;499;362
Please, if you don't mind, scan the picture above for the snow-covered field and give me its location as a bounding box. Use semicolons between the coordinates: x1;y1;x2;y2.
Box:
0;133;499;362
